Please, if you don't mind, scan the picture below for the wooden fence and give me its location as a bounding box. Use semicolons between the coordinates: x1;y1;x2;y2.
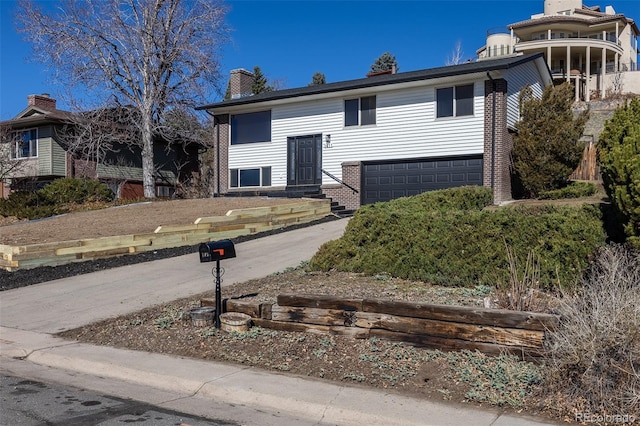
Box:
570;140;600;181
0;199;331;271
208;293;559;359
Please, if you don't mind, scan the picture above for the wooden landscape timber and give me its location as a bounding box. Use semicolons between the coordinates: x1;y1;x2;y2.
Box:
0;199;331;271
212;293;558;359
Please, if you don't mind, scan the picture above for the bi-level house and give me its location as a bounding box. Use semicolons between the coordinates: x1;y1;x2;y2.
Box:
197;54;552;210
1;94;201;199
477;0;639;101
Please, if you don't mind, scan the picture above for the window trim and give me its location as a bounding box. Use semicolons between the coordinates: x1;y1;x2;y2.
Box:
436;84;475;119
344;95;376;127
10;128;38;159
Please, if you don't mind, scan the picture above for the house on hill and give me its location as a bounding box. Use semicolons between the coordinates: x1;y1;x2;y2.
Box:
197;54;552;210
0;94;202;199
477;0;640;101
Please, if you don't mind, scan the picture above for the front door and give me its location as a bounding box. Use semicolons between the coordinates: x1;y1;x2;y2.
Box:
287;135;322;186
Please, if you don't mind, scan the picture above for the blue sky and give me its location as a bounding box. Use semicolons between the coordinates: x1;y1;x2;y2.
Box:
1;0;638;120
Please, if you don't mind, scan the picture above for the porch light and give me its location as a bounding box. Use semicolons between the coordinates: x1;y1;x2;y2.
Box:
325;134;332;148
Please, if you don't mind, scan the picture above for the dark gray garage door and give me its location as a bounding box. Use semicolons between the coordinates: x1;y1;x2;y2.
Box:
362;155;483;204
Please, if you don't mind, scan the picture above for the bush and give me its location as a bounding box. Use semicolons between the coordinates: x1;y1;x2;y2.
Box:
598;97;640;248
544;244;640;417
0;178;113;220
0;190;62;219
537;181;597;200
309;187;606;288
512;83;588;198
39;177;114;205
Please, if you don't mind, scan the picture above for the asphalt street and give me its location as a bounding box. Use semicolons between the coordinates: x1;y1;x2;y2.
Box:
1;374;236;426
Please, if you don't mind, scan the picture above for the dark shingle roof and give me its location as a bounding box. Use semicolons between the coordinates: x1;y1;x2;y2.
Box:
197;53;547;111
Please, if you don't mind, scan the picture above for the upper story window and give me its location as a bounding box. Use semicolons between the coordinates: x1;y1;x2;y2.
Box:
231;110;271;145
345;95;376;127
10;128;38;159
436;84;474;118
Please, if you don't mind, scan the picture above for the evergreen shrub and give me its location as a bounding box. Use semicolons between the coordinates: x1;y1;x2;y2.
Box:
0;190;61;219
0;178;113;220
537;181;597;200
39;177;113;205
597;97;640;247
310;187;605;288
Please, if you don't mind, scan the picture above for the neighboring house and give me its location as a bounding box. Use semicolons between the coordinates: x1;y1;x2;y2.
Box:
0;94;201;199
197;54;552;210
477;0;640;101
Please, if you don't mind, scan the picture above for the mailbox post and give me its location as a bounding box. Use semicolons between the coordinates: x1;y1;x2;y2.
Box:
199;239;236;329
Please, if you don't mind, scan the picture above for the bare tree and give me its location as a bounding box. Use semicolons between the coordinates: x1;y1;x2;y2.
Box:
17;0;229;198
56;105;140;179
445;41;464;66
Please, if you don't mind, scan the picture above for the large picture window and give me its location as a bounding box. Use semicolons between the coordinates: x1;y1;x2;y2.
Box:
10;128;38;159
230;166;272;188
231;111;271;145
344;95;376;126
436;84;474;118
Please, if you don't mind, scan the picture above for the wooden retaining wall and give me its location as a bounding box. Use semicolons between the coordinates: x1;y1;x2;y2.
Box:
0;199;331;271
206;294;559;359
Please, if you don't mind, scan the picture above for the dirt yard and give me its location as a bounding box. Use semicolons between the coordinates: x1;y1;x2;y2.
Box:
0;197;302;246
59;268;557;422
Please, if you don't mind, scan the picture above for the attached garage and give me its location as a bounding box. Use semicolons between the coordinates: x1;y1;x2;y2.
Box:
362;155;483;205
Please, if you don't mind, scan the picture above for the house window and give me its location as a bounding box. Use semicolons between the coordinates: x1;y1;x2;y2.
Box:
10;129;38;159
344;95;376;127
230;166;272;188
156;186;175;197
231;111;271;145
436;84;474;118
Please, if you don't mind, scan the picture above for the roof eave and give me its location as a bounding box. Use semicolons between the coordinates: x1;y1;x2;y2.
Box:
198;54;546;112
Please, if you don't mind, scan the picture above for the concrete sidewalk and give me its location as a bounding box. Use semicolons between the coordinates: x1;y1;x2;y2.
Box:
0;218;558;425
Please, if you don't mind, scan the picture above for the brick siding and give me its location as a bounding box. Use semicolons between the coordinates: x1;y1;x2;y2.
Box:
229;69;254;99
484;78;512;204
322;161;362;210
213;114;230;195
27;94;56;111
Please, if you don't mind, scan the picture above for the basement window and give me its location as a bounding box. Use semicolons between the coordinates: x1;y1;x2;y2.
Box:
230;166;272;187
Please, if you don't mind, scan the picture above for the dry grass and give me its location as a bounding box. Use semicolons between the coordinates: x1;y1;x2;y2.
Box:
543;244;640;420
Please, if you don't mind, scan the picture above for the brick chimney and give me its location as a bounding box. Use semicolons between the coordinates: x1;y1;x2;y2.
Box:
28;93;57;111
229;69;254;99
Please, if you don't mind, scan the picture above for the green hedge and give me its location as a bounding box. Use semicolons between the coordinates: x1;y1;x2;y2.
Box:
538;181;597;200
0;178;114;220
39;177;113;205
310;187;606;288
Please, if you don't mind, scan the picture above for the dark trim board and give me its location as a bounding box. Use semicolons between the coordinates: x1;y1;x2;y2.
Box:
361;154;484;205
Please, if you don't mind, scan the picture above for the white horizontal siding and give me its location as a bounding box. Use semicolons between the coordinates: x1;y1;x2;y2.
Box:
229;81;486;186
501;62;546;128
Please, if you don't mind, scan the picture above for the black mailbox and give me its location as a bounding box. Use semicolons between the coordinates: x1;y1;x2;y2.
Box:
199;239;236;262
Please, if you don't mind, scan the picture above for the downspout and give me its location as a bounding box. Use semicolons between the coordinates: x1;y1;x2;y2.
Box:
486;72;496;192
204;110;220;197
